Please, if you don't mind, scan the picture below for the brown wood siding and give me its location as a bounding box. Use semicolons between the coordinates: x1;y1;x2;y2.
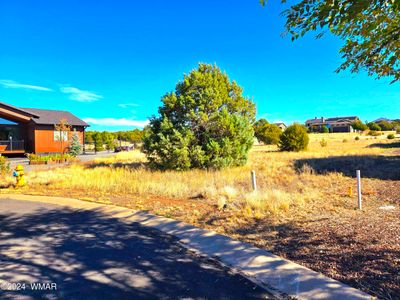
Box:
33;125;85;154
26;122;36;153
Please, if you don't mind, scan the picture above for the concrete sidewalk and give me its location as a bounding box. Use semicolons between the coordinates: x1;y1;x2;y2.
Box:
0;194;373;300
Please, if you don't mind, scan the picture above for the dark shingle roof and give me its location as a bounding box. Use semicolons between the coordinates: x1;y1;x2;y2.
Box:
305;118;324;124
0;102;40;118
21;108;89;127
306;116;358;124
326;116;358;122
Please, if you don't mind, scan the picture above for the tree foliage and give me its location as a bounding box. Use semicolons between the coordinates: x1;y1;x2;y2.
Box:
92;132;104;153
255;122;282;145
101;131;116;151
54;118;71;156
393;119;400;132
367;122;382;131
377;120;394;131
69;132;82;156
254;118;269;141
279;123;309;152
114;129;144;145
142;63;256;170
85;129;145;147
351;120;368;131
262;0;400;83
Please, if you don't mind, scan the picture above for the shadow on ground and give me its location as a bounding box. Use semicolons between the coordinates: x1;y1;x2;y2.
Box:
0;203;267;300
295;155;400;180
368;141;400;149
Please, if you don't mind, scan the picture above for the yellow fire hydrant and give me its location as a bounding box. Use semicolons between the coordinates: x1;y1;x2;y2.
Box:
13;164;26;187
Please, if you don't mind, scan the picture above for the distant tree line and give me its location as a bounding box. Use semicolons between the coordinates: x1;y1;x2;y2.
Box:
351;120;400;132
85;129;144;152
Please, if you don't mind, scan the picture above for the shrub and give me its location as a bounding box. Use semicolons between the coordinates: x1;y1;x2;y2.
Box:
320;126;329;133
355;136;360;141
368;130;381;136
342;139;348;143
27;154;48;163
142;63;255;170
320;138;328;147
0;155;10;175
351;120;368;131
257;124;282;145
397;127;400;134
367;122;381;131
279;124;309;152
27;153;76;164
387;133;395;139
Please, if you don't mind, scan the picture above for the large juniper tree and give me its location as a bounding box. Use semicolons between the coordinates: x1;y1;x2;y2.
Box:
261;0;400;83
143;63;256;170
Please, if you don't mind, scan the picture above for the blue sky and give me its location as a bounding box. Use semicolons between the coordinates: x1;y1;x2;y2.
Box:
0;0;399;131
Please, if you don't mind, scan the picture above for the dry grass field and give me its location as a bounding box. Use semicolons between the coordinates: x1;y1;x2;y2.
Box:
1;131;399;299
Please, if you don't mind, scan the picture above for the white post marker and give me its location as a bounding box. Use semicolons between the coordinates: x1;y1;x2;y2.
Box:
251;170;257;191
356;170;362;210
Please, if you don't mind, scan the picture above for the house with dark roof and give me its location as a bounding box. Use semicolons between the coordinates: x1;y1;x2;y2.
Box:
305;116;359;133
273;122;287;131
0;102;88;154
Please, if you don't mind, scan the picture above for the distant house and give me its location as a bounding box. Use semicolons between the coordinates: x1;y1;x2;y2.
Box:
305;116;359;133
0;102;88;154
273;122;287;131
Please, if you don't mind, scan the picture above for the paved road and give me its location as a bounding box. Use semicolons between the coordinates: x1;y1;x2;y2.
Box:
0;199;272;299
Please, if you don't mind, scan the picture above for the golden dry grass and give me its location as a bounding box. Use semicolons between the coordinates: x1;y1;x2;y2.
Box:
13;131;398;218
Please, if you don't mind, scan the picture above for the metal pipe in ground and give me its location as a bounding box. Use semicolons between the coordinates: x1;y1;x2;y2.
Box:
251;170;257;191
356;170;362;210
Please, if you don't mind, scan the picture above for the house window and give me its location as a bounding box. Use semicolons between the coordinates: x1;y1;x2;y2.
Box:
54;131;68;142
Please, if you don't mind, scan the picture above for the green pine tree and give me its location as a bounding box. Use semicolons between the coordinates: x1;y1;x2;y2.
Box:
69;132;82;156
142;63;256;170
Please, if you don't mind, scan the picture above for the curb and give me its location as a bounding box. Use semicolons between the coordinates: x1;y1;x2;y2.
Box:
0;194;373;300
